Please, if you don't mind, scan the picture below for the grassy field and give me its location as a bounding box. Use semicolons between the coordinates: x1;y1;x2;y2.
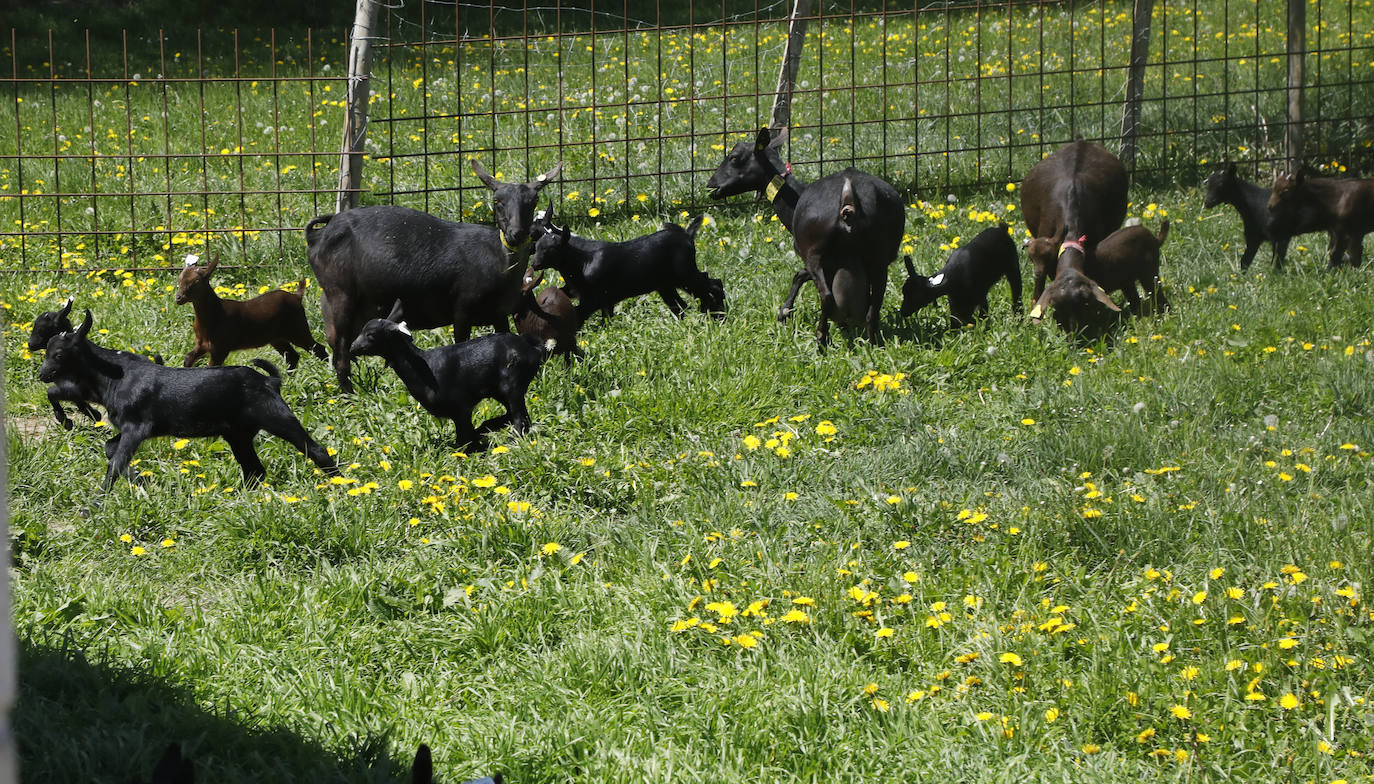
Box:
6;190;1374;783
4;2;1374;783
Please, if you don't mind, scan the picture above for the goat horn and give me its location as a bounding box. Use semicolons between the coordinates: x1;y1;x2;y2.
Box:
534;161;563;187
58;297;74;317
76;309;93;337
471;158;501;190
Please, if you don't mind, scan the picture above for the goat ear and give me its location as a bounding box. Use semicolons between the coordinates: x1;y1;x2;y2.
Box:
1029;289;1053;322
386;299;406;322
76;309;93;338
411;744;433;784
58;297;74;318
471;159;501;191
754;127;772;151
903;255;916;276
1093;285;1122;312
533;161;563;189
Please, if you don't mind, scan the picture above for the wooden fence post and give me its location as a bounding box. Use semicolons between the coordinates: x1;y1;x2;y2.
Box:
1285;0;1306;168
1119;0;1155;173
337;0;381;214
769;0;813;132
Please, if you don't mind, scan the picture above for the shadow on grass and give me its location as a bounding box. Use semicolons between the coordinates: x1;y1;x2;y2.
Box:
16;638;411;783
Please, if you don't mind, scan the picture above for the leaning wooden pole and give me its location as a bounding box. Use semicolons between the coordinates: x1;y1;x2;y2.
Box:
769;0;813;132
1285;0;1306;169
1119;0;1155;174
337;0;381;214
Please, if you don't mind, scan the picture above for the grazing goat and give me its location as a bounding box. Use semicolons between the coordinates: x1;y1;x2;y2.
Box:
38;310;339;492
348;301;550;452
176;254;327;368
1202;161;1310;270
529;206;725;321
1268;171;1374;268
28;299;165;430
1020;139;1128;300
899;223;1022;326
1026;221;1170;315
1028;233;1122;335
515;266;583;364
305;161;562;393
707;127;903;348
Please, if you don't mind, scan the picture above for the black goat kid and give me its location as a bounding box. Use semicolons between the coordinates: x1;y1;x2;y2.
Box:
39;311;339;492
530;205;726;321
28;299;164;430
349;301;551;452
899;223;1022;326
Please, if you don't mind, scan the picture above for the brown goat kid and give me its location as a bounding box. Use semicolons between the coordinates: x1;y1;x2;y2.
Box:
176;255;329;368
1268;171;1374;268
1029;233;1122;335
1026;221;1170;316
514;266;583;365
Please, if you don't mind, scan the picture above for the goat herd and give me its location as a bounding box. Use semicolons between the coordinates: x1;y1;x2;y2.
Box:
23;129;1374;506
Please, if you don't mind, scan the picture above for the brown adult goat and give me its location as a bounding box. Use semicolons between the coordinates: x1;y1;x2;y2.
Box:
1020;139;1129;301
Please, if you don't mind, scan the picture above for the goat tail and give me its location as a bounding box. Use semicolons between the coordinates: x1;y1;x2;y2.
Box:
249;358;283;382
1156;219;1171;246
304;215;334;246
684;214;706;241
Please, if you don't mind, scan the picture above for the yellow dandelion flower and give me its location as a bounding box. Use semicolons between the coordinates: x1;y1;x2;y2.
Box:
999;652;1023;667
541;542;562;555
1045;707;1059;722
1170;704;1192;720
1279;693;1300;710
893;540;910;549
875;627;895;638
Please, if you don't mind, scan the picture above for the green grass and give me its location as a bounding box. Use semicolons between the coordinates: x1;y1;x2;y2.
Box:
6;191;1374;782
4;2;1374;781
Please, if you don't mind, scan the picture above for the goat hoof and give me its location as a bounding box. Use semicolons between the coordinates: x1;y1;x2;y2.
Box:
62;419;74;431
776;307;793;322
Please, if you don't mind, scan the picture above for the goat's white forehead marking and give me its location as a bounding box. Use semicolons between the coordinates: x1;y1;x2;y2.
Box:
929;273;945;287
183;254;199;267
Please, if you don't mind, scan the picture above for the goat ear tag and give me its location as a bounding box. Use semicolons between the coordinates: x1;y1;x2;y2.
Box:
1029;303;1043;319
928;273;945;287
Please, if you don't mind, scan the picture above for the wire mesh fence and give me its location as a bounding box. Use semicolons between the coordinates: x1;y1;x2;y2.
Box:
2;0;1372;272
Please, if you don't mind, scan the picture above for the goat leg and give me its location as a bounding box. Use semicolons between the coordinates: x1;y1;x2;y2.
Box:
272;342;301;369
1271;237;1291;270
258;409;340;476
46;387;75;430
1239;239;1260;270
777;269;811;322
226;434;269;484
453;416;484;453
102;426;148;490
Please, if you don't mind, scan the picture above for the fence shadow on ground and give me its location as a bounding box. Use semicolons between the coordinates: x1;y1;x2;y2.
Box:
16;638;415;783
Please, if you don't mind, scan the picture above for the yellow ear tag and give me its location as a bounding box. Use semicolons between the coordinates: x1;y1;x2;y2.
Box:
765;175;785;202
1029;304;1043;319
